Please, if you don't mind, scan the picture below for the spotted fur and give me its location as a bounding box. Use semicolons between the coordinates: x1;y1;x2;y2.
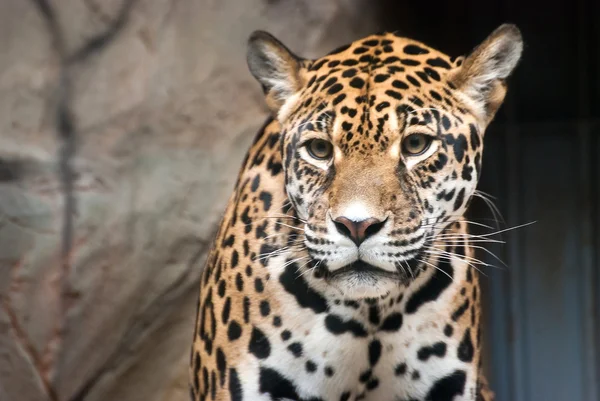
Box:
190;24;522;401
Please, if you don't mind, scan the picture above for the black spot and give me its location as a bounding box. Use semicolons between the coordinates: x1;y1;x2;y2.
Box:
218;280;226;297
366;379;379;390
363;39;379;46
325;314;368;337
429;90;442;101
202;368;209;396
281;330;291;341
311;59;329;71
211;371;216;399
368;340;382;366
469;123;481;150
385;90;403;100
368;306;380;325
260;300;271;316
231;250;239;269
328;60;341;68
222;297;231;323
325;366;335;377
228;320;242;341
406;75;420;87
280;263;328;314
405;260;453;314
350;77;365;89
243;296;251;323
259;367;324;401
452;298;470;321
223;235;235;247
453;188;466;212
273;315;282;327
408;95;424;107
340;392;351;401
258;243;276;266
323;77;338;89
342;121;353;131
359;369;372;383
342;68;357;78
441;115;451;130
462;163;474;181
401;58;420;66
288;342;303;357
425;370;466;401
374;74;389;82
328;44;351;55
448;133;468;162
305;360;317;373
248;326;271;359
424;67;441;81
458;329;474;362
417;342;447;361
353;46;369;54
216;347;227;386
380;312;403;331
235;272;244;291
328;83;343;94
333;93;346;105
259;191;272;211
255;277;264;293
392;80;409;89
375;101;390;112
383;56;401;64
342;59;359;66
427;57;452;69
416;71;431;83
229;368;243;401
251;174;261;191
412;371;421;380
404;44;430;55
444;324;454;337
395;363;407;376
344;300;360;309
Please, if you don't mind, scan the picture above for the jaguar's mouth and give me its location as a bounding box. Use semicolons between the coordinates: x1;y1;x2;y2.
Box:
322;245;427;282
327;260;399;280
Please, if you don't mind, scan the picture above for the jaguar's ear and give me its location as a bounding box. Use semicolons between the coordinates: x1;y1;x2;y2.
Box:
247;31;304;115
451;24;523;125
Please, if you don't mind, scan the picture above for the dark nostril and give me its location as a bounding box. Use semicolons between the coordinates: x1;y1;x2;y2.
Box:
334;219;353;239
363;219;386;239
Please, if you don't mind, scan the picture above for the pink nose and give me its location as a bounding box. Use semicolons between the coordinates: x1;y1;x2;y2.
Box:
333;216;386;245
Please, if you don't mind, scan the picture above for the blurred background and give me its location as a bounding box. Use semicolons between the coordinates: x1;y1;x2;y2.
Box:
0;1;597;401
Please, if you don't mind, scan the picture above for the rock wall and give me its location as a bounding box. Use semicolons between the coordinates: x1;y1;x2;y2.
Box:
0;1;377;400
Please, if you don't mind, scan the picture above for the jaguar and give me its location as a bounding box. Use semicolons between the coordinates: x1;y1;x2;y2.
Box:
190;24;523;401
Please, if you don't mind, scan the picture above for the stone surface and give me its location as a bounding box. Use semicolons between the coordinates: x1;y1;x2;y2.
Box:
0;1;377;400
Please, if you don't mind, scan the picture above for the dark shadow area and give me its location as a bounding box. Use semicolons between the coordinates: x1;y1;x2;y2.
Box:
373;1;600;400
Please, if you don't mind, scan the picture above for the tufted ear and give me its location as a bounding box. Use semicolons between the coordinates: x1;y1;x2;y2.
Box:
247;31;304;115
451;24;523;124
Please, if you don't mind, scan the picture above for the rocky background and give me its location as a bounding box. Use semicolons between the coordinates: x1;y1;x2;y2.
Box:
0;1;377;400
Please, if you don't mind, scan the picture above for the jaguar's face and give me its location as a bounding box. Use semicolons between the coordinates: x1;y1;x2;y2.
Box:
280;91;485;298
248;26;522;298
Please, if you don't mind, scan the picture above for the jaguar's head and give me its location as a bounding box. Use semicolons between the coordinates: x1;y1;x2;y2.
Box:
248;25;522;298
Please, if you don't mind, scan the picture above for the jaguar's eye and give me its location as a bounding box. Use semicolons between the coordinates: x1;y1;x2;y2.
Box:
306;139;333;160
402;134;433;156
